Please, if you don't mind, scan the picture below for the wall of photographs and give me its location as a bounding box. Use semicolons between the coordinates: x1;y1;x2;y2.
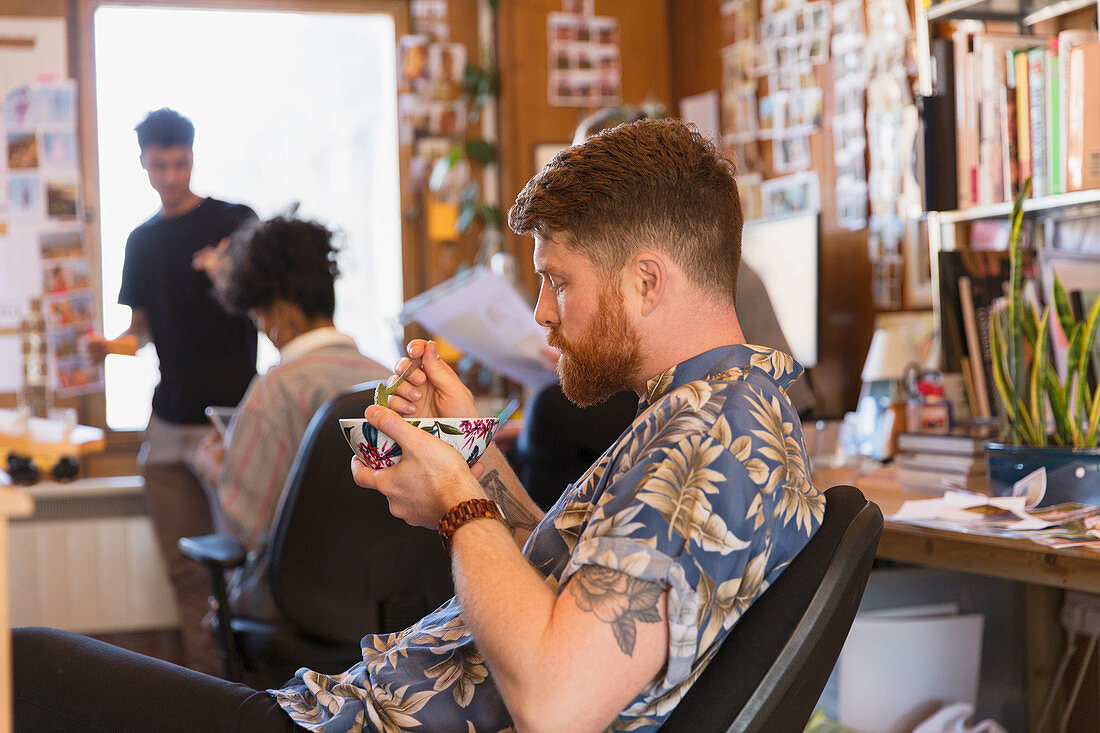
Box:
546;0;623;108
719;0;830;220
398;1;468;201
0;80;101;397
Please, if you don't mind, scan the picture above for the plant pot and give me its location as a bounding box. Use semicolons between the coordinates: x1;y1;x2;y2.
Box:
985;443;1100;508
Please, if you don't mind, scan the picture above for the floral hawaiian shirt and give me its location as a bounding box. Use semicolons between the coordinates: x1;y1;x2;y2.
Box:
272;344;824;732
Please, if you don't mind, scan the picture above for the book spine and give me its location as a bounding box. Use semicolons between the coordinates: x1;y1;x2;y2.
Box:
978;40;1004;204
1015;50;1032;191
958;276;992;418
1046;42;1061;195
1002;50;1019;199
1028;48;1047;197
1067;42;1100;191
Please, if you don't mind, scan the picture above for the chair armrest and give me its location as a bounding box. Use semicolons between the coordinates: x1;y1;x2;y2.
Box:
179;534;247;570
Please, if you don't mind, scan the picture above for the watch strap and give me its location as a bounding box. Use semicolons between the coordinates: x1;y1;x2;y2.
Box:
438;498;509;553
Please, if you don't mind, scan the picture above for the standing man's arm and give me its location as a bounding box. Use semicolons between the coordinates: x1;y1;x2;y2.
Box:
85;307;150;361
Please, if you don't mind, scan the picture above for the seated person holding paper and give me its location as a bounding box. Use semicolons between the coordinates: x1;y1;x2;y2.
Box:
14;119;822;732
192;215;389;621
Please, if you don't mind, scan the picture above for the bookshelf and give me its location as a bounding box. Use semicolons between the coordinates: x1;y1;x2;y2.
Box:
914;0;1100;94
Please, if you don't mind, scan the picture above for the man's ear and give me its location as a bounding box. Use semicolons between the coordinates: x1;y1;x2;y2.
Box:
629;252;667;317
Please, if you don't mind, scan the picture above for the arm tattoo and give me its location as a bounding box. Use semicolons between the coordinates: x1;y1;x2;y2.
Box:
568;566;663;656
479;469;540;531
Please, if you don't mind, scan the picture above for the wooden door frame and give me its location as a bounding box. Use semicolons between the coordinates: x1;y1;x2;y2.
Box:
73;0;413;441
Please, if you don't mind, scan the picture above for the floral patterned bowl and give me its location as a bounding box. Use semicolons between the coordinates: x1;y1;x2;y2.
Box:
339;417;500;470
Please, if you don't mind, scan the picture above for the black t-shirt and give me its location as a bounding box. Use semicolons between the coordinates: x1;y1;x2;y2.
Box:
119;197;258;425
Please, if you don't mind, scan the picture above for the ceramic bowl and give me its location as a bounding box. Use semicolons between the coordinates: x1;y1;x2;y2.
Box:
339;416;500;469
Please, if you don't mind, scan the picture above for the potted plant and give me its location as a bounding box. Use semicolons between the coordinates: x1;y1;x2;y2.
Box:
985;179;1100;505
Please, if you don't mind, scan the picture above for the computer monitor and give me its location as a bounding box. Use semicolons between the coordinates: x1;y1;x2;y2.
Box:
740;212;819;367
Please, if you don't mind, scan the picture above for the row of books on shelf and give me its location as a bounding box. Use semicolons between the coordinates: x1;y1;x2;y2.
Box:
950;24;1100;209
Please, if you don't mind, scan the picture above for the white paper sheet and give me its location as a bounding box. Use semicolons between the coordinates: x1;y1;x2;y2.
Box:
399;267;559;390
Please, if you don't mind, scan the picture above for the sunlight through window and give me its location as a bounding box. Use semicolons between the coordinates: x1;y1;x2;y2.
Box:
94;6;401;430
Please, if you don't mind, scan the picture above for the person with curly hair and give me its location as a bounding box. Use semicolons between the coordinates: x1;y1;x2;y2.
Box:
191;215;390;623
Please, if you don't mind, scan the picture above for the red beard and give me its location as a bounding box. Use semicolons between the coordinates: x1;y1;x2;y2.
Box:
546;281;641;407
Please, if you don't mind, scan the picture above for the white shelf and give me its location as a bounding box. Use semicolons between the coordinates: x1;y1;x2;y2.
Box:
931;188;1100;223
1022;0;1097;24
926;0;1020;20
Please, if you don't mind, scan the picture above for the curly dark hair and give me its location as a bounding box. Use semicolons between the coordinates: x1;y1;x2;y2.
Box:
135;108;195;151
215;216;341;320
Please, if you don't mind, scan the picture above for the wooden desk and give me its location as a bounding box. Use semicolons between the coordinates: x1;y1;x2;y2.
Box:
0;487;34;733
816;464;1087;732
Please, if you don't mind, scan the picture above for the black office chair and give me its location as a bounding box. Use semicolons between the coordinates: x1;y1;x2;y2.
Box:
660;484;883;732
180;381;455;689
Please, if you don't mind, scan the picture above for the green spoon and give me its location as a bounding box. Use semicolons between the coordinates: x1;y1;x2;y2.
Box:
375;356;423;408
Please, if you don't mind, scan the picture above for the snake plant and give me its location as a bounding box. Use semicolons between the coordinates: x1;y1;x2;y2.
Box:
988;179;1100;446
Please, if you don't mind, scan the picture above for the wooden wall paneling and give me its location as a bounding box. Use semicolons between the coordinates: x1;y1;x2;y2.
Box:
406;0;483;298
668;0;722;103
0;1;66;16
497;0;674;298
668;0;873;416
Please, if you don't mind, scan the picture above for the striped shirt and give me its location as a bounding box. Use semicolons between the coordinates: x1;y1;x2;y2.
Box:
216;328;389;619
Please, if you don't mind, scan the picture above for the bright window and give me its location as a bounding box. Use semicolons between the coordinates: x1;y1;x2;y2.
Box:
94;6;402;430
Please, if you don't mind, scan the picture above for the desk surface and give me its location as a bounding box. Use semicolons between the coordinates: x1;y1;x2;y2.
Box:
816;464;1100;594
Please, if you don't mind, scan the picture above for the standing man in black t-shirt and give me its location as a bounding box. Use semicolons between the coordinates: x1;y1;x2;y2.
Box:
86;108;257;676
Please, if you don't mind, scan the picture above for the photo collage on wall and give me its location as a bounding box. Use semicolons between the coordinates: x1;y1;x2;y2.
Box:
4;82;80;223
397;0;466;195
864;0;916;309
0;79;102;397
40;229;101;396
831;0;870;232
547;0;622;107
719;0;830;219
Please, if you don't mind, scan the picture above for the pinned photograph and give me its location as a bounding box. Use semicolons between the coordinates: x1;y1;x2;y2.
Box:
761;171;820;217
548;12;578;43
429;43;466;86
36;83;76;126
809;1;832;33
431;101;466;138
39;229;84;260
398;35;431;89
56;355;101;396
722;0;757;45
4;86;36;130
41;132;78;170
724;84;759;141
8;175;44;218
757;92;788;136
7;132;38;170
45;292;95;328
722;42;755;85
790;87;823;129
591;16;618;46
46;180;79;219
773;133;811;173
43;259;91;294
50;327;82;359
809;31;831;65
398;94;430;145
